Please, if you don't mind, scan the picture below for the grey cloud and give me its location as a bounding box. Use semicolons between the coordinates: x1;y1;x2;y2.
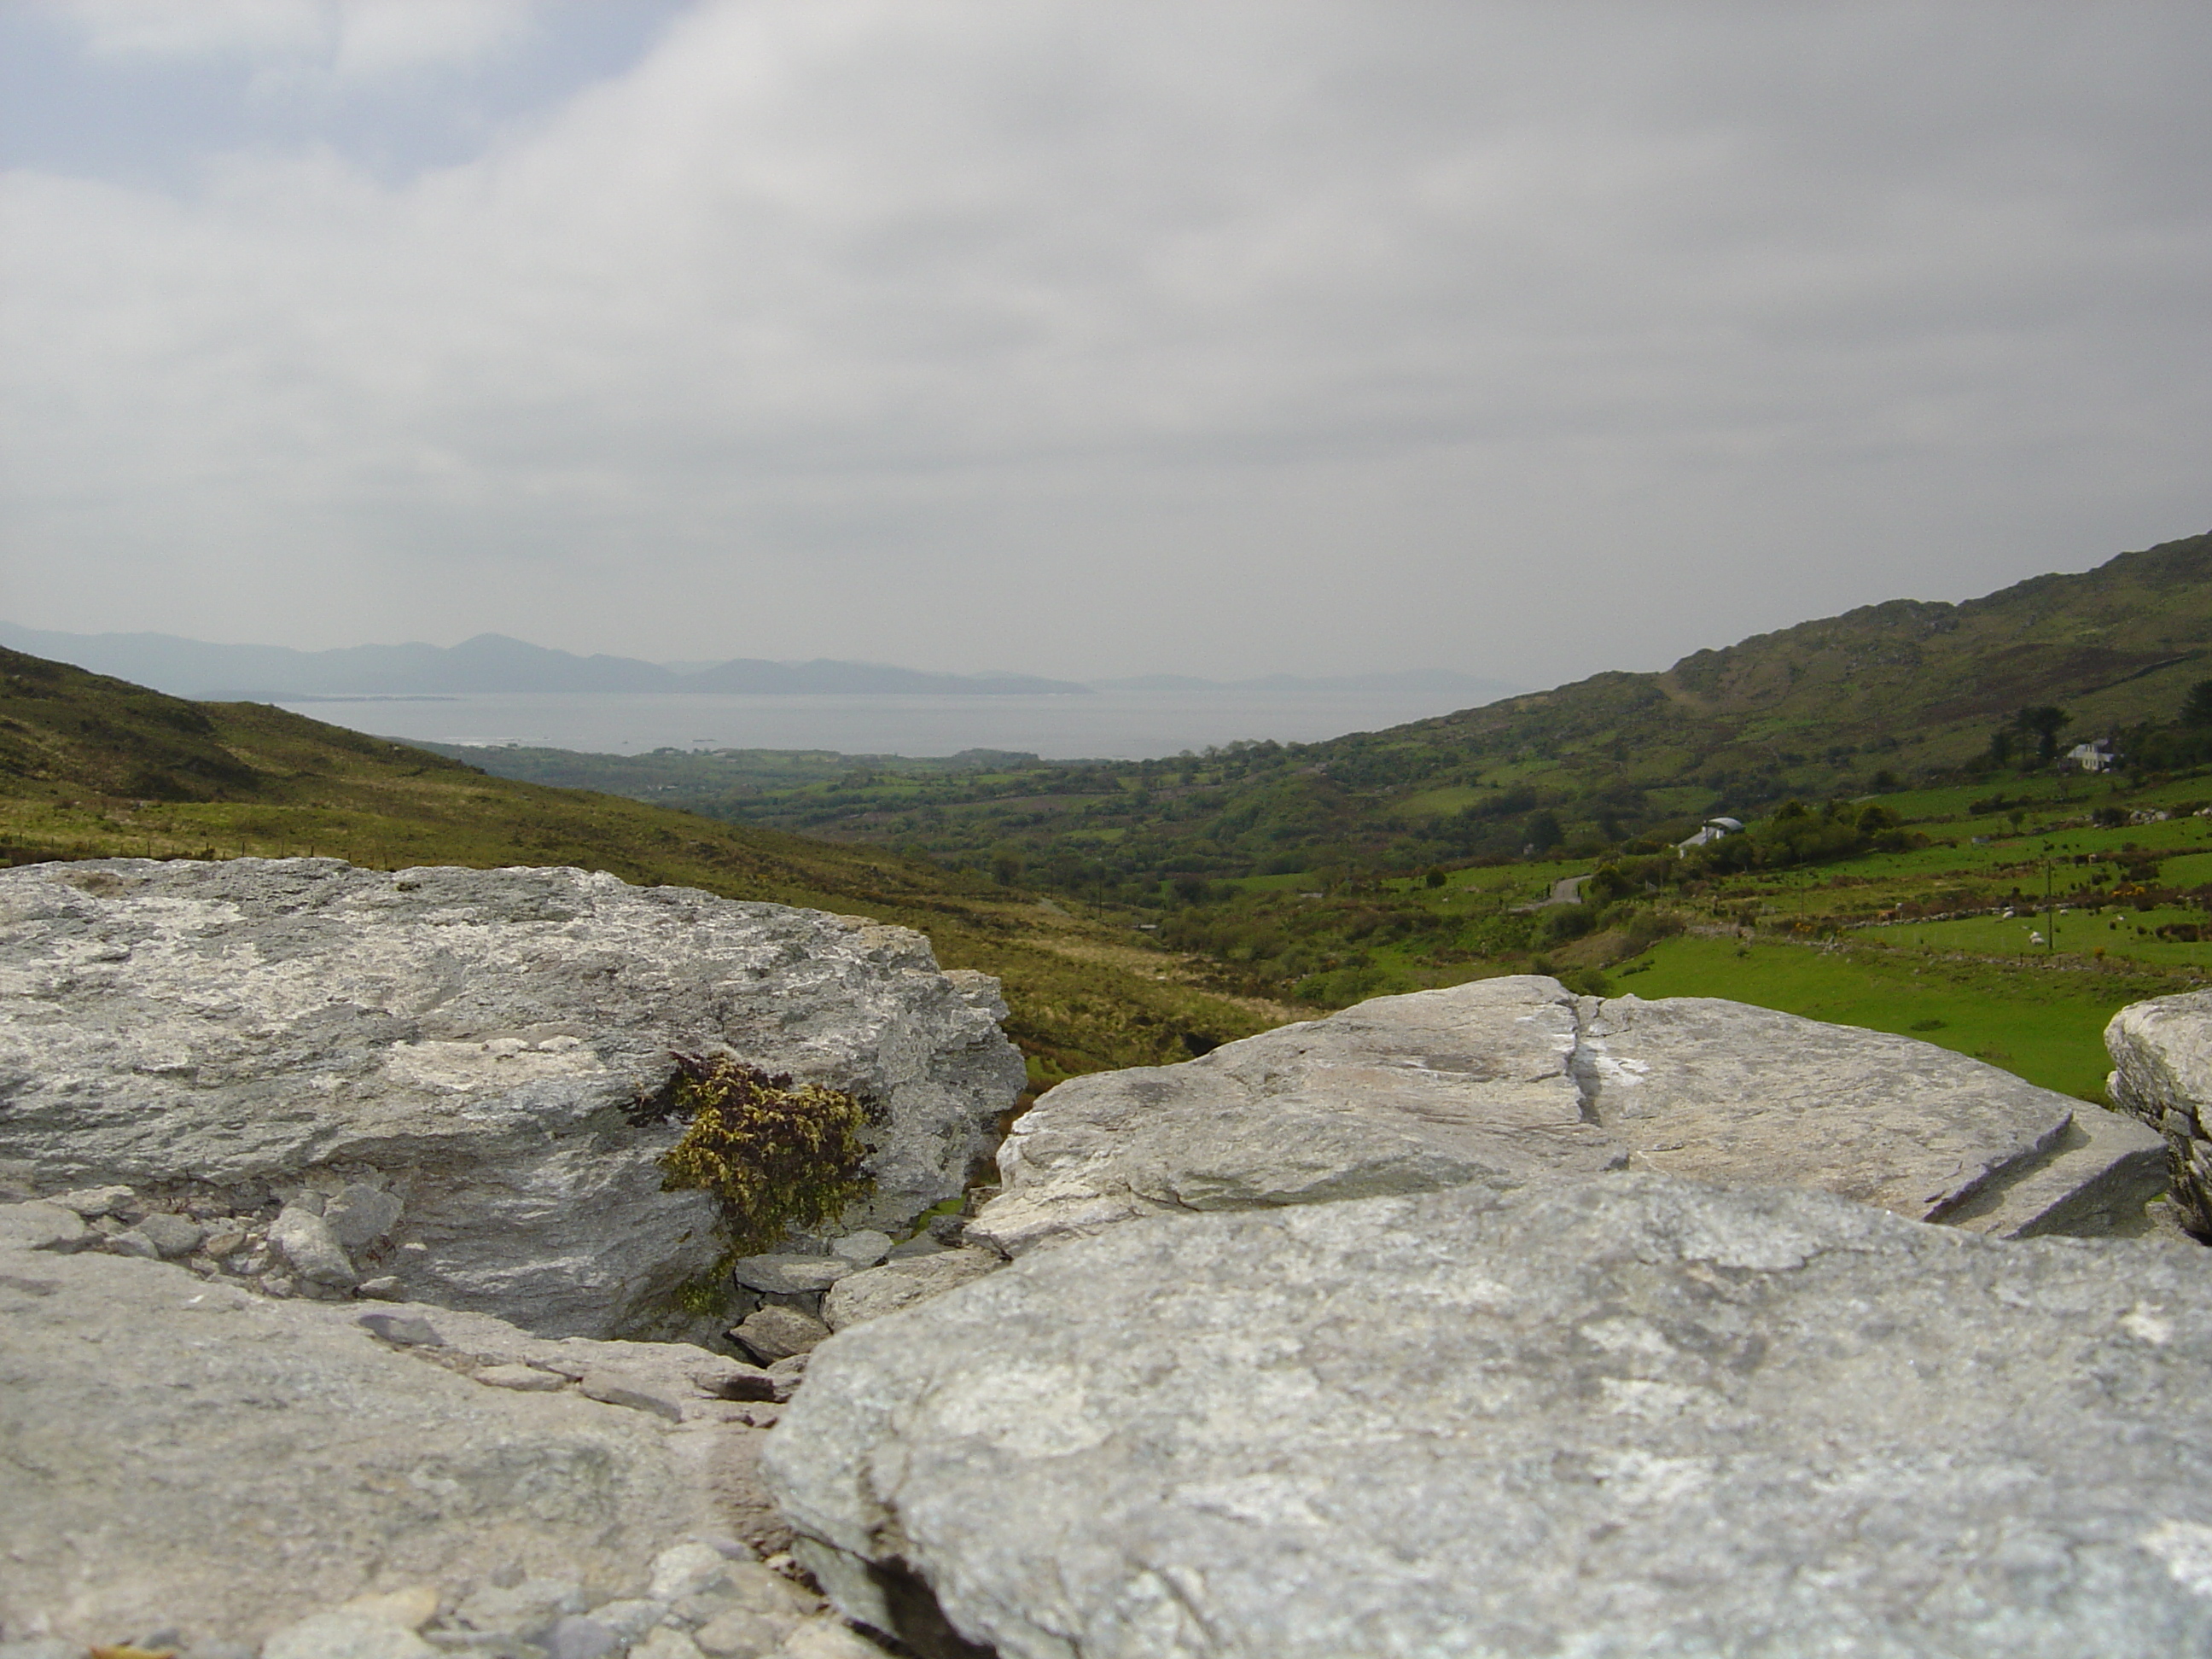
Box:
1;0;2208;681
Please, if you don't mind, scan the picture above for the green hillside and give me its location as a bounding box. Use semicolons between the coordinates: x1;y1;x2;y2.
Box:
0;647;1288;1087
439;529;2212;892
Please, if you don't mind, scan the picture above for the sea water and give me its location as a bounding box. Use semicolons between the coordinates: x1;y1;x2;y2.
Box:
276;687;1493;761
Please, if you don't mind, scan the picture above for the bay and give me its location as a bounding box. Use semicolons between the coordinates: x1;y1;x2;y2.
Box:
276;687;1491;761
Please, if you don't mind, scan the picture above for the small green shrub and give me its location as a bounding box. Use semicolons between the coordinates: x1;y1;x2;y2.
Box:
652;1054;872;1254
1556;966;1612;997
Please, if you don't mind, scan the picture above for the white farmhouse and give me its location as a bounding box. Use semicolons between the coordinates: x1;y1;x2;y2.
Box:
1676;816;1745;855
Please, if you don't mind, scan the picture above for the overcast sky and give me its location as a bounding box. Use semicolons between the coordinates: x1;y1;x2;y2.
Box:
2;1;2208;684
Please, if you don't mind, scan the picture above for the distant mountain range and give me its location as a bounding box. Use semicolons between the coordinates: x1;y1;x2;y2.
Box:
0;627;1090;699
0;625;1524;706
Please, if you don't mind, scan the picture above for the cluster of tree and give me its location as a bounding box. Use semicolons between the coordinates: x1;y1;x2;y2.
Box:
1683;798;1914;874
1983;705;2074;770
2110;680;2212;774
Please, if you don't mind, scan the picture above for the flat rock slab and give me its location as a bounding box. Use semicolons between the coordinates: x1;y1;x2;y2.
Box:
769;1176;2212;1659
0;859;1024;1335
971;975;2151;1254
0;1208;713;1649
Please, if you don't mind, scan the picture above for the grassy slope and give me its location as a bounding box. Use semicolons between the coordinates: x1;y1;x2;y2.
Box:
0;647;1290;1085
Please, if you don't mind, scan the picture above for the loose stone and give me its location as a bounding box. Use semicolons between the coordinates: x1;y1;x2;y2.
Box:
132;1213;205;1259
270;1205;358;1289
727;1256;852;1296
261;1612;438;1659
578;1371;685;1422
473;1363;568;1393
726;1306;829;1365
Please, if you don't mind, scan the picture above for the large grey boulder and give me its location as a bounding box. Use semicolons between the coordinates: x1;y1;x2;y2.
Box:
970;975;2164;1254
0;859;1024;1336
767;1176;2212;1659
2107;988;2212;1236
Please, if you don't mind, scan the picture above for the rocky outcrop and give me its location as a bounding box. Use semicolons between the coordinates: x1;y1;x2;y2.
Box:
0;1202;892;1656
0;859;1025;1336
2108;988;2212;1236
970;975;2165;1254
768;1175;2212;1659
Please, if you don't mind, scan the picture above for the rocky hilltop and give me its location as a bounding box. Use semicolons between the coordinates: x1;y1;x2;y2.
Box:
5;858;2212;1656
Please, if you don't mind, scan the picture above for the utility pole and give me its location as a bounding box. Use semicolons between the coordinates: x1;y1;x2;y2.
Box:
2043;845;2057;954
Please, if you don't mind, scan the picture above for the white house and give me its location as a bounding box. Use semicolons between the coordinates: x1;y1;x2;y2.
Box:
1676;816;1745;855
2066;738;2120;773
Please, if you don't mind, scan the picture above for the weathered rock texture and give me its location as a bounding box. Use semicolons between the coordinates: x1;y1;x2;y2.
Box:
820;1247;1003;1331
970;975;2164;1255
2108;988;2212;1236
2;1202;709;1646
0;859;1024;1336
769;1176;2212;1659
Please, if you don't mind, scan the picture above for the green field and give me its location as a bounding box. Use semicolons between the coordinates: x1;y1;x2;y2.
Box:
1615;933;2184;1103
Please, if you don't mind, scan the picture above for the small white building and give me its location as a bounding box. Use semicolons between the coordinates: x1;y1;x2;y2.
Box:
1676;816;1745;856
2067;738;2120;773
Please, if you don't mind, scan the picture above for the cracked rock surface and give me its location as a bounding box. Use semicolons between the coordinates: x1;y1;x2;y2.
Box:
0;859;1024;1336
969;975;2163;1256
770;1176;2212;1659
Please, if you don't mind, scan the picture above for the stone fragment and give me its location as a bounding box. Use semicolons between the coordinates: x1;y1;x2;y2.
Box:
261;1613;437;1659
692;1608;785;1658
132;1212;205;1260
102;1229;160;1260
727;1256;852;1296
727;1306;830;1365
338;1586;441;1629
454;1578;585;1639
716;1562;815;1622
474;1363;568;1393
0;1201;88;1254
539;1616;620;1659
357;1311;443;1348
764;1355;809;1400
357;1276;406;1300
578;1601;669;1643
323;1185;405;1249
577;1371;684;1422
628;1632;707;1659
687;1359;779;1401
824;1231;892;1266
198;1230;246;1259
51;1185;136;1219
820;1247;1002;1331
649;1542;736;1602
769;1176;2212;1659
270;1205;358;1289
778;1623;895;1659
971;976;2156;1255
0;859;1023;1338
